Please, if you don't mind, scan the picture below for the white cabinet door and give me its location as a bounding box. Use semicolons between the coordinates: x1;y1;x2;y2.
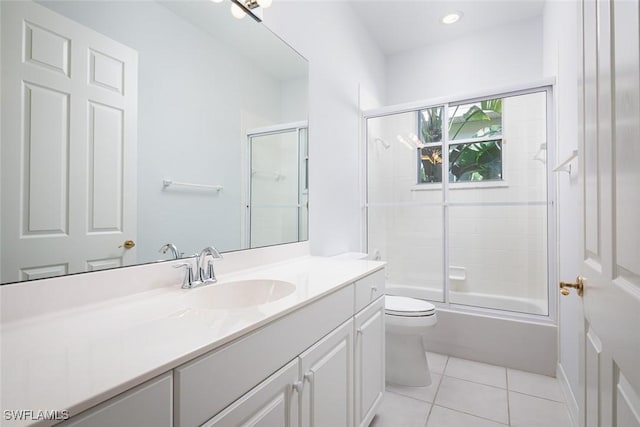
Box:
60;373;171;427
0;1;138;282
299;319;354;427
578;0;640;426
354;297;385;427
203;359;300;427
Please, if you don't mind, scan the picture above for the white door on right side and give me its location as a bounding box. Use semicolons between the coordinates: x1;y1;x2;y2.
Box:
579;0;640;426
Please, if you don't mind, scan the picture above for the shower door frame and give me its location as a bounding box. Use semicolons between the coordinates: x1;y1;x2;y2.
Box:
245;121;308;249
361;80;558;323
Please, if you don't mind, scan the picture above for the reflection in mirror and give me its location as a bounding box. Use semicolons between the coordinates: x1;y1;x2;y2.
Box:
0;0;309;284
248;123;308;248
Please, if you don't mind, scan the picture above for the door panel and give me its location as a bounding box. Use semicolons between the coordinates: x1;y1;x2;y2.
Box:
202;360;299;427
299;319;354;427
88;102;124;232
579;0;640;426
354;298;385;427
1;1;138;283
22;82;70;235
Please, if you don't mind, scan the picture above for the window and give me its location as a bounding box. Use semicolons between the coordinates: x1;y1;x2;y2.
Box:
418;98;503;184
418;106;444;183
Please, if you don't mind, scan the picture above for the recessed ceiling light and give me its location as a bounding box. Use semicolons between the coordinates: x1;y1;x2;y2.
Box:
442;12;463;25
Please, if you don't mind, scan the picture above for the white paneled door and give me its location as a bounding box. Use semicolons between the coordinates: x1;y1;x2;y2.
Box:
578;0;640;426
1;1;138;282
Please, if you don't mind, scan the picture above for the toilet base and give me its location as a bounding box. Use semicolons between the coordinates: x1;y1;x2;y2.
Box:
385;332;432;387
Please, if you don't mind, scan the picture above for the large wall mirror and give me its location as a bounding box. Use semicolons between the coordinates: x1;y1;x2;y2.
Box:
0;0;309;285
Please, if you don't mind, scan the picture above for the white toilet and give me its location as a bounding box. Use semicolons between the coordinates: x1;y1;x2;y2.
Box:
385;295;437;386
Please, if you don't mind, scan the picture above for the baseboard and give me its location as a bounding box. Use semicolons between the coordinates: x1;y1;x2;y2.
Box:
557;363;580;427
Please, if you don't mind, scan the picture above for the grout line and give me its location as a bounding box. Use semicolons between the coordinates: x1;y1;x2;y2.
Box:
440;373;508;391
424;369;444;426
431;404;509;426
384;389;431;405
509;389;569;404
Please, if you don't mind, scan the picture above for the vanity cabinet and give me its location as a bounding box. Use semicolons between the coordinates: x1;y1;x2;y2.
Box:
354;297;385;427
174;285;355;427
299;319;354;427
56;268;385;427
203;319;355;427
186;273;385;427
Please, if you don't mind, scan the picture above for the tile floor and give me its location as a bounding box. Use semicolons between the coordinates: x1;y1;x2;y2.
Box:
370;352;573;427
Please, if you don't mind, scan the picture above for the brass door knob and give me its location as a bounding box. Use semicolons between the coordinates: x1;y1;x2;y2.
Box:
560;276;584;296
119;240;136;249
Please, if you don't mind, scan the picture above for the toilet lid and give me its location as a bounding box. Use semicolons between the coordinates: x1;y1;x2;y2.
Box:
385;295;436;317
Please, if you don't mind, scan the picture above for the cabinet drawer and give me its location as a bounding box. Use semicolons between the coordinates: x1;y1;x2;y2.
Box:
354;270;385;313
60;373;172;427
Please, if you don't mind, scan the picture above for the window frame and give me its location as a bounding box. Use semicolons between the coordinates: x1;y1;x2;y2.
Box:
417;98;508;188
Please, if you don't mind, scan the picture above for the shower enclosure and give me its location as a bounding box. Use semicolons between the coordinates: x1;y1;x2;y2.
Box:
365;87;554;317
246;123;308;249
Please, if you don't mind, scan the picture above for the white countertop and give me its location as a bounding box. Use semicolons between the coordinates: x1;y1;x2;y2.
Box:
0;256;384;427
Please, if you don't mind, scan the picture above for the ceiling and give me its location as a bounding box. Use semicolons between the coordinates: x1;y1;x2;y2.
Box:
351;0;545;55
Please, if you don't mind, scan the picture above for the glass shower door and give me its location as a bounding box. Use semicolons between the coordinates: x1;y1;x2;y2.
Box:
366;111;445;302
249;126;307;248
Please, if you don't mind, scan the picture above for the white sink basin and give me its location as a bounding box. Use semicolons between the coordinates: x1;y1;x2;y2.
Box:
183;279;296;310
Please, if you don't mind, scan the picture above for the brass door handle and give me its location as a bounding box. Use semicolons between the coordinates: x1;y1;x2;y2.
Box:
119;240;136;249
560;276;584;296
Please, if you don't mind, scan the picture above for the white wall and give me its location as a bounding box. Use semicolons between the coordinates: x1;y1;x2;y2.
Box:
386;17;543;105
264;2;386;256
542;0;581;417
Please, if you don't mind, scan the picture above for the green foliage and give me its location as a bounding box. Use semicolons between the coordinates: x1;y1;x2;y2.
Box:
421;107;443;143
417;98;503;183
450;140;502;181
450;98;502;140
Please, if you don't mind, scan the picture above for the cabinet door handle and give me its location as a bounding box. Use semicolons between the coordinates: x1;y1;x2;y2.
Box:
304;371;315;421
292;380;304;394
356;328;363;335
370;286;378;298
290;380;303;425
304;371;314;384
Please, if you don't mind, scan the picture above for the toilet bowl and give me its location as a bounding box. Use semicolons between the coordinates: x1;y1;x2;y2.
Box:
385;295;437;387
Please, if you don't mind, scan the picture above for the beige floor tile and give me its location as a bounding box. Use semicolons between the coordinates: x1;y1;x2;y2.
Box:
445;357;507;388
426;405;508;427
370;391;431;427
508;368;565;402
509;391;572;427
435;376;509;424
386;373;442;403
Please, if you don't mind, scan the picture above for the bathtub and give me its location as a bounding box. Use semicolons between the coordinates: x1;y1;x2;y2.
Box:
386;283;557;376
386;283;548;315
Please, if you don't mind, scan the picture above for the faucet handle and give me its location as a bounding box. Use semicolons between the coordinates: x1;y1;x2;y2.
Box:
174;262;201;289
206;260;218;284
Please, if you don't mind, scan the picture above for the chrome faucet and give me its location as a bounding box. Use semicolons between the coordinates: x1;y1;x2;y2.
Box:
174;262;201;289
197;246;223;284
159;243;181;259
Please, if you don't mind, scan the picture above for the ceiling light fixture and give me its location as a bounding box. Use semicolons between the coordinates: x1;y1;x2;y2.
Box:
229;0;272;22
441;12;463;25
